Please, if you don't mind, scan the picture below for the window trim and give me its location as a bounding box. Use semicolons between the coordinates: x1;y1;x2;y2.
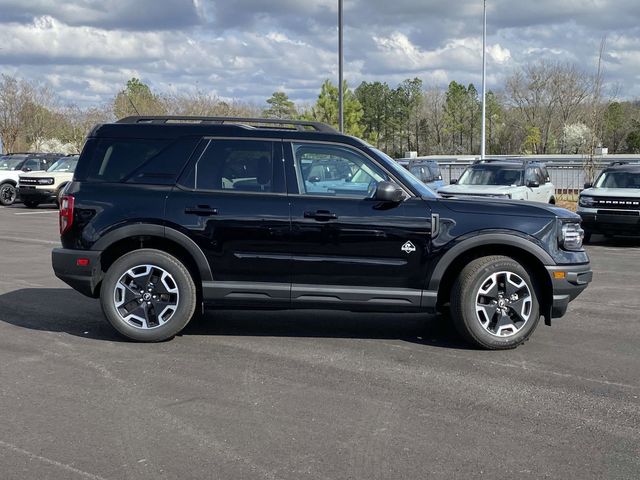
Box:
284;140;413;199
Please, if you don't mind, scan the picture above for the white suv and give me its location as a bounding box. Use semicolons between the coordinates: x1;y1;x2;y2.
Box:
18;155;79;208
0;154;59;206
438;159;556;203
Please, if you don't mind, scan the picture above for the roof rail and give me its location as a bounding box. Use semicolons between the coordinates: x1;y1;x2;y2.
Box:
473;157;531;165
116;116;338;133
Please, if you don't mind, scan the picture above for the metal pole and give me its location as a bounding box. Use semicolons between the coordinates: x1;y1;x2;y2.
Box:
480;0;487;159
338;0;344;133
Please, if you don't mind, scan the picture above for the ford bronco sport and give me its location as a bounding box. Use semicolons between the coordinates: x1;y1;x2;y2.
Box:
52;116;592;349
578;161;640;241
438;158;556;204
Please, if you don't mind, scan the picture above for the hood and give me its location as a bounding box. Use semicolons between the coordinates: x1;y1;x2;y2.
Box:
581;187;640;198
438;196;579;221
0;170;21;182
438;184;518;196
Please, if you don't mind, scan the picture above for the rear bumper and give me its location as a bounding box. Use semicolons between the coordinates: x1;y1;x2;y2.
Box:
18;187;56;203
52;248;103;298
546;263;593;318
579;211;640;235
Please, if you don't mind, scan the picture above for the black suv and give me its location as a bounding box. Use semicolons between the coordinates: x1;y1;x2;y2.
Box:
52;116;592;349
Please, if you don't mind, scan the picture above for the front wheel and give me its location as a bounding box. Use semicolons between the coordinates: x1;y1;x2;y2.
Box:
100;249;197;342
0;183;17;206
450;255;541;350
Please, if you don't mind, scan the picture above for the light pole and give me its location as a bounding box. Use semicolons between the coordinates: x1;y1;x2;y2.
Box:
480;0;487;159
338;0;344;133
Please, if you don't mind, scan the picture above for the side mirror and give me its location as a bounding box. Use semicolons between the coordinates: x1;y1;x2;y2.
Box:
527;180;540;188
584;182;593;189
22;167;32;172
308;176;320;183
374;181;404;203
450;178;458;185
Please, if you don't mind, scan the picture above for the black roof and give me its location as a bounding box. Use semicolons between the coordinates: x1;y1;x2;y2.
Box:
90;116;363;147
473;158;546;167
604;163;640;172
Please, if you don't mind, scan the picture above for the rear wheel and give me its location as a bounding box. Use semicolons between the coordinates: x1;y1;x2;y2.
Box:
450;255;541;350
0;182;17;206
100;249;197;342
23;199;40;209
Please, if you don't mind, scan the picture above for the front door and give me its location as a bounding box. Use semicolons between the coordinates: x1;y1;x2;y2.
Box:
166;138;291;306
284;141;432;309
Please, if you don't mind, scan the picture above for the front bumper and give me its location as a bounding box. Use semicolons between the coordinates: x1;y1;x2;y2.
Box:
546;263;593;319
52;248;103;298
578;210;640;236
18;187;56;203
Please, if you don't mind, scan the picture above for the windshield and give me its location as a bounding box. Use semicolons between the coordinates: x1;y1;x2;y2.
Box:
458;166;523;186
48;157;78;173
371;148;438;198
595;171;640;189
0;157;25;171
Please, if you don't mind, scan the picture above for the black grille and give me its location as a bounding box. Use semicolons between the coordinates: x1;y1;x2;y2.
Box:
592;197;640;210
19;177;39;185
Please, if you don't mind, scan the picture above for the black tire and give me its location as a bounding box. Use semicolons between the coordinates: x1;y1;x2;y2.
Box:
23;200;40;209
450;255;541;350
0;182;17;206
100;249;197;342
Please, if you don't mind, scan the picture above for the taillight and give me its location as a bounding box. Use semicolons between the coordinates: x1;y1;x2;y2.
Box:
59;195;75;235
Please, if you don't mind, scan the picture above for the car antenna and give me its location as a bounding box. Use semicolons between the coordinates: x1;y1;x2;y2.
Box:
126;93;140;115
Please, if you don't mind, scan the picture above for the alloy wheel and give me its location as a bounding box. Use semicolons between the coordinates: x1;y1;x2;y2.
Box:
113;264;180;330
475;271;533;337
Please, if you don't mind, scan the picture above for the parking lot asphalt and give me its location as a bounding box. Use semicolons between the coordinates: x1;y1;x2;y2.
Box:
0;203;638;480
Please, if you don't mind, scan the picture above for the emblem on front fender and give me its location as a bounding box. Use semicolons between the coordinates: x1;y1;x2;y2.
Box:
401;241;416;254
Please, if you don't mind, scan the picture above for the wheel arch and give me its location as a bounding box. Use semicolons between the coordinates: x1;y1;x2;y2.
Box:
430;234;554;323
92;224;212;295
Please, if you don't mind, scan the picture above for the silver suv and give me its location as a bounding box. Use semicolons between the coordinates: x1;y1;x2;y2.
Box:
438;159;556;203
578;161;640;242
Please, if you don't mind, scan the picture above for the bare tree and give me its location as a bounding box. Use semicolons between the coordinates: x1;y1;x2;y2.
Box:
583;37;607;183
0;75;31;153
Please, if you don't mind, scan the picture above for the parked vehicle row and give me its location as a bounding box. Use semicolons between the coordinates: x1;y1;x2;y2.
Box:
0;153;77;207
52;116;591;350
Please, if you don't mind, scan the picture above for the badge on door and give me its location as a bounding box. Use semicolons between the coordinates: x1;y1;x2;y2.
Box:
401;241;416;254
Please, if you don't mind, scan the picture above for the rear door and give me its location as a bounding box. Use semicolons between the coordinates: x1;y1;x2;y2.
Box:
166;138;291;306
284;141;433;309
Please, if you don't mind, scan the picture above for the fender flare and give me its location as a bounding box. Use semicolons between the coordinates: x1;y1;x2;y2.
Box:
427;233;555;291
92;224;213;281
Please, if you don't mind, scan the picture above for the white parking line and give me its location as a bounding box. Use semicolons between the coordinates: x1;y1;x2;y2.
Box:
13;210;59;215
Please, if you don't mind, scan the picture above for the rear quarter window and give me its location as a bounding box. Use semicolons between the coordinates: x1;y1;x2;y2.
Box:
75;137;199;184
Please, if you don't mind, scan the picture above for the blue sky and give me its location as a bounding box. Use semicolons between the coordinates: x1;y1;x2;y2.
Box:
0;0;638;107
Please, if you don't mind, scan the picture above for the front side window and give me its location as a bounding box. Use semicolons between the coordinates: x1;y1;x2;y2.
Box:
23;159;41;171
293;143;388;198
0;157;25;171
193;140;277;193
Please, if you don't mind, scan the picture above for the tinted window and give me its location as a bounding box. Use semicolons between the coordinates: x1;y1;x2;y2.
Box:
459;166;523;186
595;171;640;189
23;159;41;171
193;140;277;193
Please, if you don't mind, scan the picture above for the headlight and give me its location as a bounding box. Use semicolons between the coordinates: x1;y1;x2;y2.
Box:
578;195;595;207
560;222;584;250
489;193;512;199
37;178;54;185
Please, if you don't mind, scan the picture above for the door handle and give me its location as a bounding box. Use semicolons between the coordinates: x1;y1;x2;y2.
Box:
185;205;218;216
304;210;338;221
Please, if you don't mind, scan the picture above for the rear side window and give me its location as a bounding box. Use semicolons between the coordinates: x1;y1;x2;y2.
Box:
184;139;282;193
77;137;198;184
